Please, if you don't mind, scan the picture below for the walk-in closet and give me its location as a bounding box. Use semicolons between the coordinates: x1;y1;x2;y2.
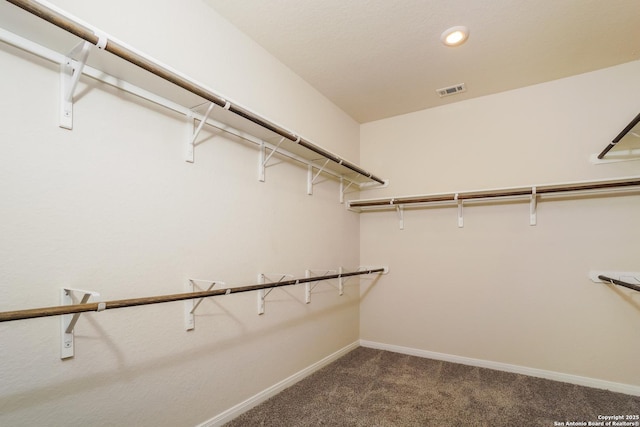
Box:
1;1;639;425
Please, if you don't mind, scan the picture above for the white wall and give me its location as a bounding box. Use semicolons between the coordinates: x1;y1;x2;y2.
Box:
359;60;640;387
0;1;361;426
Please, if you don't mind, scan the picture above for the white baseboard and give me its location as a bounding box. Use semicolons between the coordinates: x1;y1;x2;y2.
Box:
199;339;639;426
198;341;360;427
360;340;640;397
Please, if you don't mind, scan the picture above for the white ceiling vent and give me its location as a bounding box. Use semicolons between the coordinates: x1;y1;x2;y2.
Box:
436;83;466;98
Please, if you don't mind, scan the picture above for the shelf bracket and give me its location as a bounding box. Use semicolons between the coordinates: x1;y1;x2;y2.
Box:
184;279;225;331
455;194;464;228
530;186;537;226
396;204;404;230
359;179;390;190
305;269;337;303
258;137;286;182
339;178;358;204
257;273;293;315
185;103;215;163
307;159;331;195
60;41;92;130
61;287;101;359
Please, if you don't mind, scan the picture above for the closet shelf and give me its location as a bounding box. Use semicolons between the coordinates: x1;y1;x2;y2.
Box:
348;176;640;210
0;0;386;189
347;176;640;229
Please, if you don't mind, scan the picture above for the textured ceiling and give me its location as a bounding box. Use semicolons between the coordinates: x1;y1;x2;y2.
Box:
204;0;640;123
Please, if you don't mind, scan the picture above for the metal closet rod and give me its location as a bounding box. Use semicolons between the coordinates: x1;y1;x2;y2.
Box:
597;112;640;159
598;275;640;293
349;176;640;208
0;268;385;323
5;0;385;186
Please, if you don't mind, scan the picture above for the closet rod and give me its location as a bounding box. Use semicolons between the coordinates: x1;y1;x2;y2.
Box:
597;112;640;159
5;0;385;186
598;275;640;293
348;176;640;209
0;268;385;323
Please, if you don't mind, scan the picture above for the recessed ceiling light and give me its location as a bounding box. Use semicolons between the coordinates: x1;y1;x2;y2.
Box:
441;26;469;47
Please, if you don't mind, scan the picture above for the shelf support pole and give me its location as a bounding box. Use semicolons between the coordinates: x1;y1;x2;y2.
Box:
61;287;101;359
60;41;92;129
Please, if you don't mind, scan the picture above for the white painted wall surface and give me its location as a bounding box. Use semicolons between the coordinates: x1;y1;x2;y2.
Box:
359;61;640;387
0;1;361;426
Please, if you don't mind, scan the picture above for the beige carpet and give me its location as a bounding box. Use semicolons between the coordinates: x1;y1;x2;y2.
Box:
225;347;640;426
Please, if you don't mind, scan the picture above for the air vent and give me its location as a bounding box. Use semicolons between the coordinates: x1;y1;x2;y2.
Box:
436;83;466;98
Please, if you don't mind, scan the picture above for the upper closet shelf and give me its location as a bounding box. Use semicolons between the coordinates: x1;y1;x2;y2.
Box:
592;112;640;164
348;176;640;229
0;0;387;193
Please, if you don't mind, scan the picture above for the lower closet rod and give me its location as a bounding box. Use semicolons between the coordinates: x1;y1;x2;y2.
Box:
0;268;385;323
598;275;640;293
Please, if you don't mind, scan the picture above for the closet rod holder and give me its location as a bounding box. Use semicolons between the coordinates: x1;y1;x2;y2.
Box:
598;275;640;293
6;0;385;185
60;287;100;359
597;112;640;160
0;268;387;323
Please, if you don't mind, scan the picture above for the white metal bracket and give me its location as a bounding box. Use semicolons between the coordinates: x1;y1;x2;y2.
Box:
530;186;537;226
339;177;356;204
185;103;215;163
184;279;225;331
60;41;92;130
455;194;464;228
342;178;390;205
60;287;100;359
304;269;338;303
307;159;331;195
257;273;293;315
396;204;404;230
258;137;286;182
338;267;356;293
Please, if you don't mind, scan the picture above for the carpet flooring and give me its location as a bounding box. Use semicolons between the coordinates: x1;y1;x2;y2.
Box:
225;347;640;426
